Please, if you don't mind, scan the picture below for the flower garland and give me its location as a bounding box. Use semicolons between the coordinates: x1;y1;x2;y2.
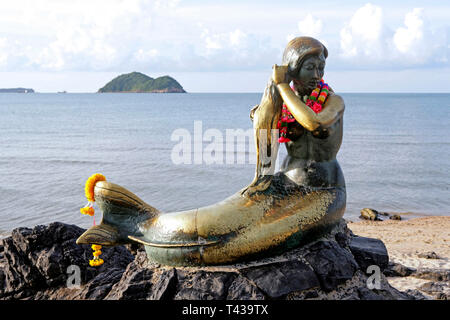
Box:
277;79;329;143
90;244;104;267
80;173;107;267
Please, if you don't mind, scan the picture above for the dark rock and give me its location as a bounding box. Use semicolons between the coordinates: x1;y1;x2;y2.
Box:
436;292;448;300
335;232;349;248
175;270;236;300
0;222;133;299
389;214;402;220
304;240;358;292
226;276;265;300
418;281;445;294
149;268;178;300
357;287;385;300
360;208;382;221
403;289;428;300
0;267;5;294
240;260;319;298
1;236;45;294
80;268;126;299
303;290;319;299
412;268;450;282
417;251;441;259
383;262;415;277
105;257;154;300
0;220;418;300
349;236;389;271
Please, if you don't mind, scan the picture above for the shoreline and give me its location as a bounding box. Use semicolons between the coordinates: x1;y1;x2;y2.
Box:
348;216;450;299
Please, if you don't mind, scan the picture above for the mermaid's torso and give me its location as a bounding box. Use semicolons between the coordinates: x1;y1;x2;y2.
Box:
279;111;345;189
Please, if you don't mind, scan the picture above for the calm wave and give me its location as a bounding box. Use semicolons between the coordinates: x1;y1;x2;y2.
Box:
0;92;449;236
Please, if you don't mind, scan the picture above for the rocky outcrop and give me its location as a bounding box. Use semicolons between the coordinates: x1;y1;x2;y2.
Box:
359;208;402;221
382;262;449;300
0;220;417;300
349;236;389;271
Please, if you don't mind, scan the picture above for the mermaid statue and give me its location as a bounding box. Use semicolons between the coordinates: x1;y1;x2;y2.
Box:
77;36;346;266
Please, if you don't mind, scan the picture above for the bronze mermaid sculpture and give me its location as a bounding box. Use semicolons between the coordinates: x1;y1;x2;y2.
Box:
76;37;346;266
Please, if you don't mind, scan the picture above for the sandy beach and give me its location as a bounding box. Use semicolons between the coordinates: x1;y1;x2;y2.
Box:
348;216;450;299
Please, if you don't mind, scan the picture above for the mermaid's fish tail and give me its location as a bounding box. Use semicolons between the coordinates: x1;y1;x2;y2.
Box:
76;181;159;246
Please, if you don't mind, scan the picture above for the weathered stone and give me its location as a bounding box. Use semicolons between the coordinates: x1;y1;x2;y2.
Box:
436;292;448;300
175;270;237;300
304;240;358;292
383;262;415;277
1;236;45;294
357;287;385;300
105;261;154;300
226;276;265;300
240;260;319;298
0;222;133;299
412;268;450;282
418;281;446;294
417;251;441;259
389;214;402;220
335;231;349;248
0;267;5;295
403;289;428;300
349;236;389;271
80;268;126;299
149;268;177;300
0;220;422;300
360;208;382;221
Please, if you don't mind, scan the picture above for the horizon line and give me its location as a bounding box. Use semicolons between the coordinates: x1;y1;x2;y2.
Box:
11;91;450;94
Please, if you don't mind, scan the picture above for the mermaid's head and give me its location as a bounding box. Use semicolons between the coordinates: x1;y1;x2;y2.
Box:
282;37;328;95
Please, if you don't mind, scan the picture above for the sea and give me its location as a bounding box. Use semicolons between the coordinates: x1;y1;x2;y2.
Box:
0;92;449;237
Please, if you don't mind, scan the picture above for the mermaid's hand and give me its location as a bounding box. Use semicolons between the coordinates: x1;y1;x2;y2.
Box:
272;64;289;85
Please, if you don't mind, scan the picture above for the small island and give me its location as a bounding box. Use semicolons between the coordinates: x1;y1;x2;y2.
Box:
0;88;34;93
98;72;186;93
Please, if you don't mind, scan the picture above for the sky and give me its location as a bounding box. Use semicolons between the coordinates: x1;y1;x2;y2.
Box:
0;0;449;92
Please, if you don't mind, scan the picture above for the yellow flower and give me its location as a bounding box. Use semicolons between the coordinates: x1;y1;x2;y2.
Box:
92;244;102;251
80;206;95;216
93;250;102;257
84;173;106;202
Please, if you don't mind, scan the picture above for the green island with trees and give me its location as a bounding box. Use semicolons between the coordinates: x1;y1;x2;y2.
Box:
98;72;186;93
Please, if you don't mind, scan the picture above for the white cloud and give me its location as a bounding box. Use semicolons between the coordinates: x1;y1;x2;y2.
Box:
286;14;323;43
298;14;323;38
0;0;159;71
393;8;424;54
0;1;448;74
201;29;248;52
339;3;384;58
336;4;448;69
390;7;444;65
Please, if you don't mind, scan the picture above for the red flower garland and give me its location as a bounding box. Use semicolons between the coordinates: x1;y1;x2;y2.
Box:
277;79;329;143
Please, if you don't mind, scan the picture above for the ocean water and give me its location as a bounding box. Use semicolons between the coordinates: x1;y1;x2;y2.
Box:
0;92;449;237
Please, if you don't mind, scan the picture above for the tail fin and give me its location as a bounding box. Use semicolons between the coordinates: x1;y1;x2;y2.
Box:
76;181;159;246
76;223;121;246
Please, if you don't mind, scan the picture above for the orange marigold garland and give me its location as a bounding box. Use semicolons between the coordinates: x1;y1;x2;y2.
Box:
80;173;106;267
89;244;104;267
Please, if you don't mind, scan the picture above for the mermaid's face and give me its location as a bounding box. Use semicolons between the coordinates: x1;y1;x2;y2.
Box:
292;54;325;94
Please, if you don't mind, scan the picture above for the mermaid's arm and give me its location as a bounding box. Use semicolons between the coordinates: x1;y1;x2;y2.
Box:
273;65;344;131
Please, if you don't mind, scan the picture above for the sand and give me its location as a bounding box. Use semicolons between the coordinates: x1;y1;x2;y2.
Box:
348;216;450;298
